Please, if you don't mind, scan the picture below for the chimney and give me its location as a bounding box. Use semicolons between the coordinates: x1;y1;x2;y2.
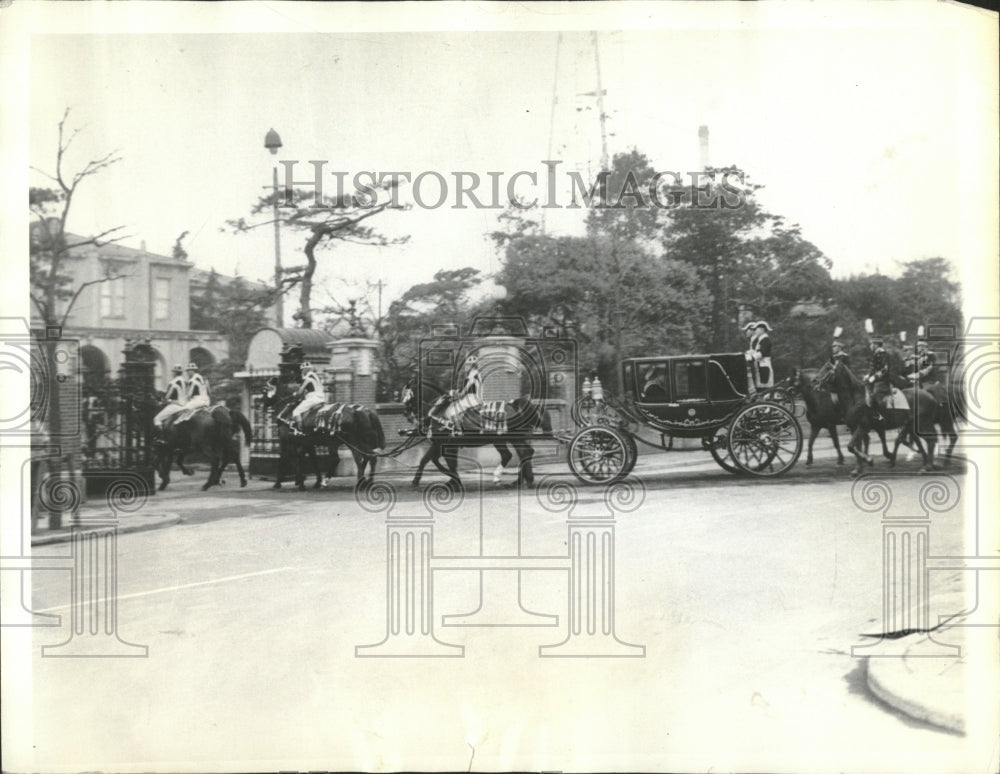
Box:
698;125;710;170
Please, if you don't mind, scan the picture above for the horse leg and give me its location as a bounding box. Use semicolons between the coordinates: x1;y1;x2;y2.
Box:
157;450;171;491
493;443;513;485
443;446;461;490
175;451;194;476
201;454;220;491
829;425;845;465
412;443;437;487
514;441;534;487
847;427;871;476
806;424;819;466
272;439;286;489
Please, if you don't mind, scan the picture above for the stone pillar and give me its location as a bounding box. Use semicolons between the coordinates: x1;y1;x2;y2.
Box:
329;338;379;406
475;337;528;402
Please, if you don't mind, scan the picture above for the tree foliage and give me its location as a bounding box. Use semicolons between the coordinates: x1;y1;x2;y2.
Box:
227;181;409;329
29;108;128;327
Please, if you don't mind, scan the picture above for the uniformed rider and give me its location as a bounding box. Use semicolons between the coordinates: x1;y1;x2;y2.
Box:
183;362;210;407
290;361;326;433
865;333;892;423
908;336;938;388
154;365;188;429
750;321;774;388
429;354;482;433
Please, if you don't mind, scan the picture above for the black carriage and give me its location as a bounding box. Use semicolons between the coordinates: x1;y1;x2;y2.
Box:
567;353;803;484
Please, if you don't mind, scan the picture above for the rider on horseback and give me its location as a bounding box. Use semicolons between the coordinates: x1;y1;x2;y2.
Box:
287;361;326;436
153;365;188;432
177;362;211;424
908;327;938;388
428;354;482;435
864;326;892;424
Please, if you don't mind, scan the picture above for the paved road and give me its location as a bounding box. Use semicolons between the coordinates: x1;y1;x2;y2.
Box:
22;451;989;772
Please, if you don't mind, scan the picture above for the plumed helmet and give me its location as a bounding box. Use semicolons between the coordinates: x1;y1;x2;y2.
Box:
916;324;927;342
186;362;199;371
832;339;845;351
754;320;772;332
172;364;184;374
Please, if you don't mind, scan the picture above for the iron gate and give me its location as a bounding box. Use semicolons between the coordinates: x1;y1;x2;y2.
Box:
80;346;156;497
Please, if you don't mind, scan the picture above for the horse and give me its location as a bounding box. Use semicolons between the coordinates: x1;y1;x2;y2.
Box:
261;378;385;490
401;383;551;490
785;367;849;466
826;359;940;475
895;378;960;465
155;405;252;491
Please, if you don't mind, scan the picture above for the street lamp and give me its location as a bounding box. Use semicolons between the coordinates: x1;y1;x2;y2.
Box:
264;128;284;328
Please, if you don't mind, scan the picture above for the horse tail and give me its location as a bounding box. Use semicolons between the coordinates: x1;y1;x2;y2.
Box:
368;409;386;451
231;408;253;445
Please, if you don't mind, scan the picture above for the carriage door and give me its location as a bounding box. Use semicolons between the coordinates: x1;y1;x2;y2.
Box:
673;359;708;403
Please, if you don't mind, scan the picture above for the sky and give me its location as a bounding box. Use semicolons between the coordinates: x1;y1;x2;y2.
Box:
16;3;1000;318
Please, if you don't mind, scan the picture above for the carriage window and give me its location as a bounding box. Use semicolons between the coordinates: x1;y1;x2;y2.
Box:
638;362;670;403
674;361;707;401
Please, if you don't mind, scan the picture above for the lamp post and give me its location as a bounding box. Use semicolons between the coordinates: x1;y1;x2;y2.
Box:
264;128;284;328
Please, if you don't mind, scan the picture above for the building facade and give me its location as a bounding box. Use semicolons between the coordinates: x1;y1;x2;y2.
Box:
29;224;274;391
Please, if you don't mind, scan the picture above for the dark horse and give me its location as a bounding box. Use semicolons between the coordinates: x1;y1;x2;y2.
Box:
788;365;896;467
401;384;552;490
826;359;941;475
156;405;252;491
261;378;385;490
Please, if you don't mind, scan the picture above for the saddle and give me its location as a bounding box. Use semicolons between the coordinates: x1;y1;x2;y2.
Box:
474;400;508;434
168;404;214;428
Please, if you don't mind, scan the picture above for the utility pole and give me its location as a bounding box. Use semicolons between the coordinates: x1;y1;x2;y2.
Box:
591;31;610;173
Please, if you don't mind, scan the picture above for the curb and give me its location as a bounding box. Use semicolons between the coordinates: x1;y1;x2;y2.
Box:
31;513;184;547
864;633;966;735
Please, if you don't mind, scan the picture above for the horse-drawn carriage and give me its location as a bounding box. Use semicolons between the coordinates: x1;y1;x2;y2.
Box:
566;352;803;484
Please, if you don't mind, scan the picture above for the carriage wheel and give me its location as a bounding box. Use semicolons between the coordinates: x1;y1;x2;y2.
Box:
571;397;600;428
623;433;639;476
727;403;802;477
704;427;742;475
568;426;634;484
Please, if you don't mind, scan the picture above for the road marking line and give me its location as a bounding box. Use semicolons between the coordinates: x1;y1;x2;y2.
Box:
33;567;300;614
